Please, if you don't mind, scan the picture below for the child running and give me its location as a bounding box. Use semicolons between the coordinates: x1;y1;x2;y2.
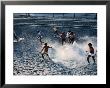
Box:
41;43;52;59
86;43;95;64
69;32;75;44
60;32;66;45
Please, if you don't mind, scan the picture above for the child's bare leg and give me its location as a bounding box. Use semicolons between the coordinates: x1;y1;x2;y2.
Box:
42;53;44;59
87;55;91;64
62;40;63;45
47;54;50;60
92;56;95;63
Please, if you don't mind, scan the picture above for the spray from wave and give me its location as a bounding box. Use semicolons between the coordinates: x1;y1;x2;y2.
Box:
43;36;97;68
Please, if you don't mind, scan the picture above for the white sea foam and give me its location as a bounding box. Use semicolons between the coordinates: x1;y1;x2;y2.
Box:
45;36;97;68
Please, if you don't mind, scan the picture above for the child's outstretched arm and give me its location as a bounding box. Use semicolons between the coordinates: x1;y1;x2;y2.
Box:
49;46;52;48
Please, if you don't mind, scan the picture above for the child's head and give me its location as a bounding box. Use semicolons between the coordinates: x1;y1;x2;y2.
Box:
71;32;73;35
62;32;65;34
44;43;47;46
88;43;92;47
